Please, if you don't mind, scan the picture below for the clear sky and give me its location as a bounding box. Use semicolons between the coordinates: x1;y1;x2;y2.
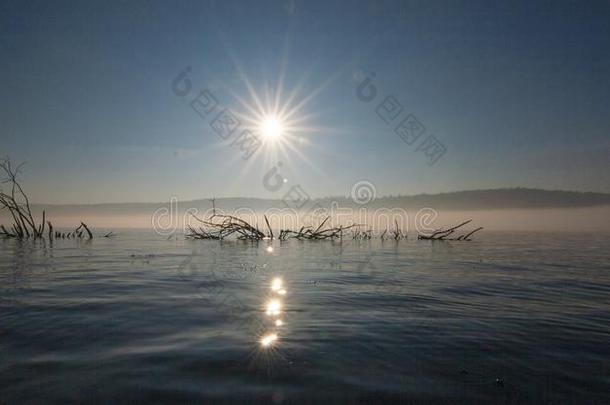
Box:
1;0;609;203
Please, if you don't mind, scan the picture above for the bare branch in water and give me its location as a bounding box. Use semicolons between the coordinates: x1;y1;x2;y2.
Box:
0;158;109;240
418;220;483;241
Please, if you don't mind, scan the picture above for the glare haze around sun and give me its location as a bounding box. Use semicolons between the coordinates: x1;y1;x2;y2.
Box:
260;116;283;140
226;58;332;173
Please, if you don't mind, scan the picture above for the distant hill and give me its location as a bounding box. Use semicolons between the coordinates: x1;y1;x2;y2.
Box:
352;188;610;210
29;188;610;216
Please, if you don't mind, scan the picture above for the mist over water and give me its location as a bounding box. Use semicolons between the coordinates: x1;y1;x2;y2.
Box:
1;230;609;403
6;206;609;232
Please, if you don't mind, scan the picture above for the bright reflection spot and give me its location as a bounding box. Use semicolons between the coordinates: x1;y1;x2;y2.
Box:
258;276;290;351
265;299;281;316
271;277;283;291
260;116;283;140
266;246;274;253
260;333;278;347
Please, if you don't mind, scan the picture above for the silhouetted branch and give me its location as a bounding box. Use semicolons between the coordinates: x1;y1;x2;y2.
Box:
0;158;100;240
418;219;483;241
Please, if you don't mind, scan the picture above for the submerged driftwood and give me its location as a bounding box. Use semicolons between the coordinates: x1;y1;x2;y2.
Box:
279;217;356;240
186;213;354;241
187;205;481;242
378;219;406;240
0;159;45;238
187;213;266;240
0;158;108;240
418;219;483;241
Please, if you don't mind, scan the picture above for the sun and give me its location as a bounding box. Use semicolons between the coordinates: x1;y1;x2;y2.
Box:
223;56;334;168
260;116;284;141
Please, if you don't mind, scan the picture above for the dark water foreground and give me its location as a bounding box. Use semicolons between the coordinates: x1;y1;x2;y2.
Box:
1;231;609;404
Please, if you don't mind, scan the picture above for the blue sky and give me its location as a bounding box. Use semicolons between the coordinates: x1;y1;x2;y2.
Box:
1;0;609;203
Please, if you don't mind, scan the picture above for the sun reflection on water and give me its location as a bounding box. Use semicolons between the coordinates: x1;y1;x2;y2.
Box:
271;277;283;292
265;299;282;316
260;275;289;349
260;333;278;347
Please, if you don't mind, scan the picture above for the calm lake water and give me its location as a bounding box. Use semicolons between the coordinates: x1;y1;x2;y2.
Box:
1;230;609;404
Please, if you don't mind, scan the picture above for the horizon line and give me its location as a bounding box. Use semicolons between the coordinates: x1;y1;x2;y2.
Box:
30;187;610;206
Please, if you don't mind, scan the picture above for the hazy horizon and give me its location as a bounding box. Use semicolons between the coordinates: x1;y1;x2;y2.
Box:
13;186;610;206
3;188;609;231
